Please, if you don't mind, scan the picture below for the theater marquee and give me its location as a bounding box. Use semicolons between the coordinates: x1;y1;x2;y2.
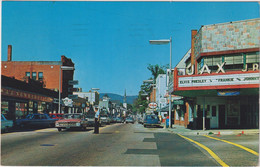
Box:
178;73;259;88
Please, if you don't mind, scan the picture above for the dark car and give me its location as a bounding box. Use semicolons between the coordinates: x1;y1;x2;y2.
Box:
110;117;117;123
55;113;88;132
85;114;95;127
49;113;64;120
116;117;124;123
100;115;110;125
16;114;58;128
143;115;161;128
125;117;134;124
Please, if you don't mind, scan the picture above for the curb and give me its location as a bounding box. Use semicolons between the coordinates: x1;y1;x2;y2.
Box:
167;128;259;136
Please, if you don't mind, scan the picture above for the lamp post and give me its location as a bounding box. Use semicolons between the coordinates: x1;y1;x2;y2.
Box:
149;37;172;128
59;66;75;114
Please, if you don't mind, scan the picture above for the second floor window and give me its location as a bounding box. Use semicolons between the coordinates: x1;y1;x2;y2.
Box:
38;72;43;80
25;72;30;78
32;72;37;80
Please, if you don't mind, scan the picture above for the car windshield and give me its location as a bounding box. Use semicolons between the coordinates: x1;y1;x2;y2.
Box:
63;114;82;119
146;115;158;120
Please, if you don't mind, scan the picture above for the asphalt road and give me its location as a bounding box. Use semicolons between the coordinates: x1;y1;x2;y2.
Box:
1;123;259;166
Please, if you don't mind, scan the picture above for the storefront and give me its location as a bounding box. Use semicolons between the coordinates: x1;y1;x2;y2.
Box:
1;75;58;121
172;19;259;129
173;69;259;129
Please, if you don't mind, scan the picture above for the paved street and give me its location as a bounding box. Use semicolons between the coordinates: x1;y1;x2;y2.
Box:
1;123;259;166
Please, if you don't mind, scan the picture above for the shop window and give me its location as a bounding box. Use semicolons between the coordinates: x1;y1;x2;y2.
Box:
29;101;34;114
25;72;30;78
32;72;37;80
38;72;43;81
15;102;28;119
1;101;10;119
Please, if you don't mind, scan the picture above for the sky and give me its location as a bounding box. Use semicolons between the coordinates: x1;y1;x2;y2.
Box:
1;1;259;96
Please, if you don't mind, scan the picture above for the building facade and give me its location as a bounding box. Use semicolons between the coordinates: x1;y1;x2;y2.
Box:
156;74;168;110
1;75;59;121
73;91;100;105
172;19;259;129
2;45;75;99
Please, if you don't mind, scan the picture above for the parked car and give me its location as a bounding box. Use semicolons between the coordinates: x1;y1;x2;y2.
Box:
1;114;13;133
85;114;95;127
125;117;134;124
100;115;110;125
55;113;88;132
16;114;58;128
138;117;143;124
110;117;117;123
143;114;161;128
115;117;124;123
49;113;64;120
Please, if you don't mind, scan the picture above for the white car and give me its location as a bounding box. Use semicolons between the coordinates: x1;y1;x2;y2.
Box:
1;114;13;133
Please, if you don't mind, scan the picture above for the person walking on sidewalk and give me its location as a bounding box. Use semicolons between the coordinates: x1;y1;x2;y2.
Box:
94;107;100;134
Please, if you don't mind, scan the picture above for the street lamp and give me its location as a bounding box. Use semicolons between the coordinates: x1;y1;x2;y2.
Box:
143;80;153;83
59;66;75;114
91;88;100;105
149;37;172;128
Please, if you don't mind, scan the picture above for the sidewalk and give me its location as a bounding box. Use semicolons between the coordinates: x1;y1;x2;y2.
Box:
164;124;259;136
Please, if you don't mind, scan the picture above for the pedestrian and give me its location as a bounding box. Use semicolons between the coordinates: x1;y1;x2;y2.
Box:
94;107;100;134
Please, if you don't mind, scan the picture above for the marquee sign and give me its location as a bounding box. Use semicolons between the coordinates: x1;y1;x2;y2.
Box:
1;88;53;102
178;73;259;88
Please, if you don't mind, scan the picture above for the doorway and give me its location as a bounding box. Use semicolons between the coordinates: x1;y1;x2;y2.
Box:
210;105;218;128
218;105;225;129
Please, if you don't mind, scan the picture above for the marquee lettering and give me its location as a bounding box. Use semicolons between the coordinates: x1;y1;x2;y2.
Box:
185;63;259;75
199;64;211;74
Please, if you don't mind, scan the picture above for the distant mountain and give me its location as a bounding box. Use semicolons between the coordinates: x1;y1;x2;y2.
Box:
99;93;138;104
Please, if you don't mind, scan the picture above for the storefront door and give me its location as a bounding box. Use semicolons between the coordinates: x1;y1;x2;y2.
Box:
210;105;218;129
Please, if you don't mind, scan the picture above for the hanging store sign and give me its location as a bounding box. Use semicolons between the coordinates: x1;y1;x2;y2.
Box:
1;88;53;102
173;100;184;105
148;102;157;109
62;97;73;107
68;95;78;99
178;73;259;88
68;80;79;85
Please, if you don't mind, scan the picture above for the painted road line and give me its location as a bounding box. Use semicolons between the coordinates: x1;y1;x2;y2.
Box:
177;134;229;167
204;135;259;156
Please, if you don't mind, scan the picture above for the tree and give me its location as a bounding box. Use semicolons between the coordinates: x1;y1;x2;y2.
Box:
134;64;168;114
147;64;168;81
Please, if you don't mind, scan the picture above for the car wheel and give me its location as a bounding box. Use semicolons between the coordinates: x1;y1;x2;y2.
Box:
58;128;62;132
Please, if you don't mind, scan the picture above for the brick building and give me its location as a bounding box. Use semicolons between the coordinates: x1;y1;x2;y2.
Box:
2;45;75;99
172;18;259;129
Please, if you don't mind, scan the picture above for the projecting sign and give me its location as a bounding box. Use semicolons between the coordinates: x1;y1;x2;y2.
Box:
173;100;184;105
148;103;157;109
68;95;78;99
68;87;80;92
68;80;79;85
178;73;259;88
62;97;73;107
